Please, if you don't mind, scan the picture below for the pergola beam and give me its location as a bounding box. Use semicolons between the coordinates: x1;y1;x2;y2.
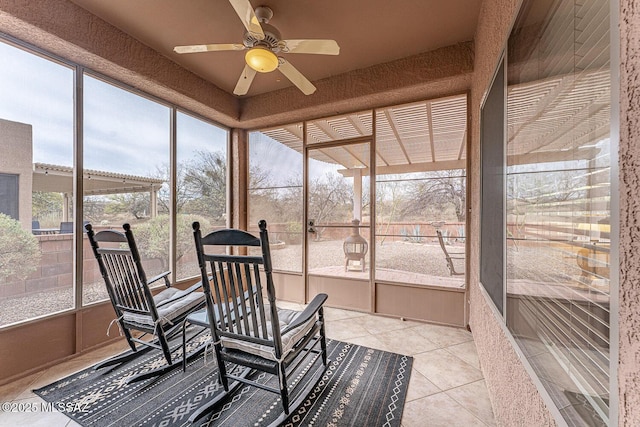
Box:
384;109;411;164
426;102;436;162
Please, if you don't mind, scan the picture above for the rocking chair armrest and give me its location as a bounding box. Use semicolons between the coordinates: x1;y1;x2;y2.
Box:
282;293;328;335
147;271;171;288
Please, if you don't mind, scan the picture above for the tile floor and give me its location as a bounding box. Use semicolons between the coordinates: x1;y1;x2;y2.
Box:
0;304;496;427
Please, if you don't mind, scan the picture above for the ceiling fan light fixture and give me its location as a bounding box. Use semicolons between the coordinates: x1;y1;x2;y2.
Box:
245;47;279;73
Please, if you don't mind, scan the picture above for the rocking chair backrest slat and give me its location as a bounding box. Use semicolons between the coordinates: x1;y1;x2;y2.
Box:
99;248;149;313
252;263;269;339
86;224;159;321
244;263;260;337
212;260;233;332
233;262;251;335
225;261;241;334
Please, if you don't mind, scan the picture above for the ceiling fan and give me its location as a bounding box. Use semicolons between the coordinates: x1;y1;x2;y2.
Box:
173;0;340;96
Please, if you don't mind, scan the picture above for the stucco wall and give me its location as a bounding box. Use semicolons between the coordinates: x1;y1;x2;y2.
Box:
468;0;558;425
618;0;640;424
0;118;32;230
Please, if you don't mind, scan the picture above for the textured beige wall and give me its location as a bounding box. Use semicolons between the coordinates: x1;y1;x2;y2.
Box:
468;0;558;425
618;0;640;424
0;119;33;230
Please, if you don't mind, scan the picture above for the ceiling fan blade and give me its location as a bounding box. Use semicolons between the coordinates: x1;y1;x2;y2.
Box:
174;44;245;54
282;39;340;55
229;0;265;40
233;64;257;95
277;59;316;95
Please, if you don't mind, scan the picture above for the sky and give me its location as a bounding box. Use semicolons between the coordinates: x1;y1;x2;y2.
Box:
0;38;347;187
0;40;227;179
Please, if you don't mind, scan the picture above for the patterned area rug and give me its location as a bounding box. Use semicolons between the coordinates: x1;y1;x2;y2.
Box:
34;335;412;427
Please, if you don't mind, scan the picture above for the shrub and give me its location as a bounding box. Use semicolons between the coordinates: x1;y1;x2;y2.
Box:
0;213;41;282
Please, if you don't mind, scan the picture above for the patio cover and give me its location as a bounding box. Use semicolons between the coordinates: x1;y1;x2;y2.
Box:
259;71;607;175
33;163;164;195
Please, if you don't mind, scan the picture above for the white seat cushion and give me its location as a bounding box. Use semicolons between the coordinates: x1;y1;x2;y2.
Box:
221;307;316;361
123;288;205;327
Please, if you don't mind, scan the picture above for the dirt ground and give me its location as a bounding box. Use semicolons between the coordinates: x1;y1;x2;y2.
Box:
0;238;591;326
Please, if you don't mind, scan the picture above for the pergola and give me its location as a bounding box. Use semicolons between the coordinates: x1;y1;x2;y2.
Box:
259;74;607;221
32;163;165;221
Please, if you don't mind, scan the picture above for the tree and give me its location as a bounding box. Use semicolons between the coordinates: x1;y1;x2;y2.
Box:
32;192;63;223
375;176;407;244
307;173;353;240
132;214;211;271
404;170;467;222
180;151;227;222
105;193;150;219
0;214;41;282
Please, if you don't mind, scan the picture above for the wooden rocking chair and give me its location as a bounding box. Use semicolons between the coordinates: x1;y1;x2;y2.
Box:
86;223;206;382
185;220;328;424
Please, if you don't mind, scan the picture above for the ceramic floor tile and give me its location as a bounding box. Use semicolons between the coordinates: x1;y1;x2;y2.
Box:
21;358;96;397
377;327;440;356
445;380;496;426
444;340;481;370
0;395;71;427
355;314;421;335
412;348;483;391
405;370;441;402
73;340;131;364
322;307;368;321
0;371;43;401
412;323;473;348
325;319;371;341
401;392;487;427
342;334;388;352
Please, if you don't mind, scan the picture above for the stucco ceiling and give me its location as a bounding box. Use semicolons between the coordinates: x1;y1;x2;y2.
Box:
67;0;482;98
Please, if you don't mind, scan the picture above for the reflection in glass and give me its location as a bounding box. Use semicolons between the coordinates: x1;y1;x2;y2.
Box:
82;74;170;304
176;112;228;280
0;41;74;326
506;0;611;424
307;143;370;278
249;128;303;272
375;96;467;288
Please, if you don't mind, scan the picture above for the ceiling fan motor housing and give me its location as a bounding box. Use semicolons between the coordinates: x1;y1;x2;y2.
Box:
243;22;282;51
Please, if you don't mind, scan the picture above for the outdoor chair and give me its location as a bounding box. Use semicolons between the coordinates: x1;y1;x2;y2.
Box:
85;223;206;382
59;221;73;234
437;230;465;276
185;220;328;424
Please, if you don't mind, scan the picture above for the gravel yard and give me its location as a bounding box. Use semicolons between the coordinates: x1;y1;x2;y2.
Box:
0;238;592;326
